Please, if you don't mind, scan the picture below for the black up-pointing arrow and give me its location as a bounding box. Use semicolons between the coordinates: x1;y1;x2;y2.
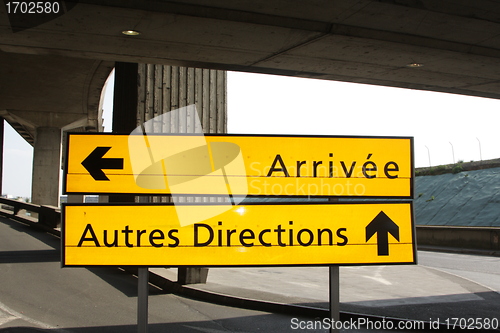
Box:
365;211;400;256
81;147;124;181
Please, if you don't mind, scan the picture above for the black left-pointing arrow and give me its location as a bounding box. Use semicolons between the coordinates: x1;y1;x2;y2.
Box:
365;211;400;256
81;147;124;181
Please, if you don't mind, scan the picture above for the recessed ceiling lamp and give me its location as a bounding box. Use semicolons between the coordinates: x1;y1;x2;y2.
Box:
406;62;424;68
121;30;141;36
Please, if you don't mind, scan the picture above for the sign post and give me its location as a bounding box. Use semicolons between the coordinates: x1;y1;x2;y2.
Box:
137;268;148;333
329;265;340;333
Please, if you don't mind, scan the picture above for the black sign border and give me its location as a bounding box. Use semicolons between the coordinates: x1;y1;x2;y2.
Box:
61;200;416;268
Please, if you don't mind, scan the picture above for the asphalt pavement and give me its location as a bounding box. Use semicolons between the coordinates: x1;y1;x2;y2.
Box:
152;252;500;326
0;216;321;332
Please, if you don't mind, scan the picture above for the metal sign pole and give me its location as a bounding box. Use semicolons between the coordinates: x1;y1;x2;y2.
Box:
137;267;149;333
329;265;340;333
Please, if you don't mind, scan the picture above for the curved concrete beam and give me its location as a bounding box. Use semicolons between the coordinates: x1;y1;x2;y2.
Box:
0;51;113;143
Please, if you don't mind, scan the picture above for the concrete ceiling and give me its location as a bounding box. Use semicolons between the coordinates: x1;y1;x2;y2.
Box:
1;0;500;142
0;51;113;143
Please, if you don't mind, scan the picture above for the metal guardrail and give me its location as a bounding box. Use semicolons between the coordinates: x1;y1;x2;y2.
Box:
0;197;60;234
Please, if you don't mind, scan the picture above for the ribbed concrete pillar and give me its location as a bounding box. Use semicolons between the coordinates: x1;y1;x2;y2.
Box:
137;65;226;133
136;64;227;284
67;195;84;203
31;127;61;206
137;65;227;206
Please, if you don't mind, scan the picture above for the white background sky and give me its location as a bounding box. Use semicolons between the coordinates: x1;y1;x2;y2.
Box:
3;70;500;198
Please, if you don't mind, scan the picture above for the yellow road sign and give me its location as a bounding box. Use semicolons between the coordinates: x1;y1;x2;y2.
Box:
62;202;415;266
64;134;413;198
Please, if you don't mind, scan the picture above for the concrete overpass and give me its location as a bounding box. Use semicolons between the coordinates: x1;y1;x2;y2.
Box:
2;0;500;204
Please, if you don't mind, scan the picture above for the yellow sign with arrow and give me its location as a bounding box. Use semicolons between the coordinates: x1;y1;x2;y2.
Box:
64;134;413;198
62;202;415;266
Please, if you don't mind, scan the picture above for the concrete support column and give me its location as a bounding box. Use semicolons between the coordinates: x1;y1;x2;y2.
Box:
31;127;61;206
0;117;3;195
137;64;227;284
108;62;138;204
67;195;84;203
137;65;227;134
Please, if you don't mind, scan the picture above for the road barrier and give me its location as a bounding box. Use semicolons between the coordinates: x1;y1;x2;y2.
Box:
0;197;60;234
417;225;500;253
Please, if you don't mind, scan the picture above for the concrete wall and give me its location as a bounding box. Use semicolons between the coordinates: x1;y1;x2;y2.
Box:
417;225;500;251
414;167;500;227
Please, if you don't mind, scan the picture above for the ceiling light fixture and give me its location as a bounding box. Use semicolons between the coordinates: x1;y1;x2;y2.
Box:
121;30;141;36
406;62;424;68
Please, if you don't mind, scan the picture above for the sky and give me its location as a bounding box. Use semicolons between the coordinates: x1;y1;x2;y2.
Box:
3;70;500;198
